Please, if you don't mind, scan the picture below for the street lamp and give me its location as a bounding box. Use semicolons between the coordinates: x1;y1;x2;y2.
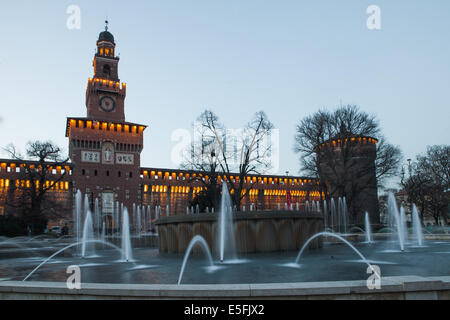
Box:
407;159;412;178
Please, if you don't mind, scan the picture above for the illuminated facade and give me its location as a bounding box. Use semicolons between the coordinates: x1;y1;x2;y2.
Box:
0;27;323;225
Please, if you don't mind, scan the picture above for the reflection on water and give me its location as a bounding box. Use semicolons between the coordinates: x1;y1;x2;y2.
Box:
0;238;449;285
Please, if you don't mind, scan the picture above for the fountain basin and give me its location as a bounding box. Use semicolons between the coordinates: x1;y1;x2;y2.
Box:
156;211;324;254
1;276;449;300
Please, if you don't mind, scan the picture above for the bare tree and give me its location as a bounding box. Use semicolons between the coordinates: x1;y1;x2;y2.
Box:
182;110;274;209
402;145;449;225
294;105;402;223
2;141;70;234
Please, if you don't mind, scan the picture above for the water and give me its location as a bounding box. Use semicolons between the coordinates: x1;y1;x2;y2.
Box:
365;212;373;243
94;198;100;235
218;182;237;262
178;235;216;285
337;197;348;234
137;206;141;237
101;222;106;244
74;190;82;254
115;201;120;236
412;205;424;246
23;240;123;281
400;206;408;246
81;210;95;257
294;232;380;278
387;193;405;251
342;197;348;234
121;208;133;262
132;203;136;234
311;201;315;212
330;198;336;232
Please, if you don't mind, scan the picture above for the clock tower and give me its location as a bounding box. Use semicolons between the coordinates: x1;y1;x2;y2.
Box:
66;22;147;228
86;22;125;122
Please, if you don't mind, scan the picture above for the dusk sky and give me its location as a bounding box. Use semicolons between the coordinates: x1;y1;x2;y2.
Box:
1;0;449;183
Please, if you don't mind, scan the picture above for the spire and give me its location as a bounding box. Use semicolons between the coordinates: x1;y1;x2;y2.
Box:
105;19;109;32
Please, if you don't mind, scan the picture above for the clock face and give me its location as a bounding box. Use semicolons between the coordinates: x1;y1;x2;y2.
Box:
99;96;116;112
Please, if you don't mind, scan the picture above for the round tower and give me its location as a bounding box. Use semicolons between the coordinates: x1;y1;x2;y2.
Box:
315;134;379;225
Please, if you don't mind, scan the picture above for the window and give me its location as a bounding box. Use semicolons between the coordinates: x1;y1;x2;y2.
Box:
118;171;121;177
106;170;110;177
103;65;111;78
82;169;85;176
94;170;98;176
129;172;133;178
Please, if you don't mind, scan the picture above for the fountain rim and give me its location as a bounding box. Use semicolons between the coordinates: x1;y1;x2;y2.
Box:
1;275;449;299
155;210;323;225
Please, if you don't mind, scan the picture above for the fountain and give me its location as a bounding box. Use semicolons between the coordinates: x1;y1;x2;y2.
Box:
365;212;373;243
330;198;336;232
387;193;405;251
74;190;82;253
121;208;133;262
81;210;95;258
412;205;424;246
177;235;217;285
137;206;141;237
101;222;106;244
400;206;408;246
94;198;100;235
342;197;348;234
218;182;237;262
293;232;380;279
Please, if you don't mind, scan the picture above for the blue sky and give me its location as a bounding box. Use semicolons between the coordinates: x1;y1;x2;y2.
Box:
0;1;449;181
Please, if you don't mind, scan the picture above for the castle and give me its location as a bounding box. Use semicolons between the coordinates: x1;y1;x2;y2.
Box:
0;26;379;230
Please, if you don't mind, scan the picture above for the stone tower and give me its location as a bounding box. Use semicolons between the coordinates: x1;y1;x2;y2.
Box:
65;23;148;228
315;134;379;225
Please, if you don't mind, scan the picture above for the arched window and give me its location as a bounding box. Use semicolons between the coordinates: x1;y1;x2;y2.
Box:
102;64;111;78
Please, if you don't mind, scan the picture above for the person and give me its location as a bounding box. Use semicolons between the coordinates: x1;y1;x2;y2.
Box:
27;226;32;237
61;223;69;236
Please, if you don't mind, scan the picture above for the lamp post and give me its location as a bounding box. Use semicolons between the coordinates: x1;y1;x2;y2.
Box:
407;159;412;178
